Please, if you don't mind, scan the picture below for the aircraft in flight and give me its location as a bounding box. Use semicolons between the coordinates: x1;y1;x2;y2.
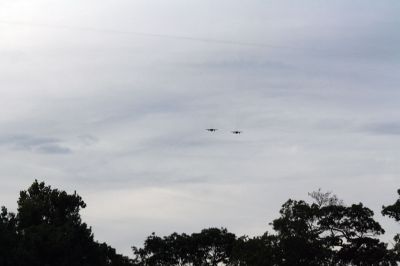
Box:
206;128;218;132
231;130;242;134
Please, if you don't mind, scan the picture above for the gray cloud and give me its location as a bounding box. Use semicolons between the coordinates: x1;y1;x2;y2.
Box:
0;0;400;257
0;134;71;154
362;122;400;136
190;57;297;72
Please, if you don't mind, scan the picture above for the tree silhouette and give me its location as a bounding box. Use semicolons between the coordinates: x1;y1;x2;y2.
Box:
230;233;280;265
0;207;19;265
1;181;400;265
0;180;133;266
272;199;333;265
132;228;236;266
382;189;400;222
272;191;396;265
382;189;400;262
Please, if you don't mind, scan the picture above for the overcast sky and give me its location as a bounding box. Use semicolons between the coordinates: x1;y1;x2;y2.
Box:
1;0;400;256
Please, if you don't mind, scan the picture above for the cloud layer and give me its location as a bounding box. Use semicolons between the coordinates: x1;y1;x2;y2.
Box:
1;0;399;256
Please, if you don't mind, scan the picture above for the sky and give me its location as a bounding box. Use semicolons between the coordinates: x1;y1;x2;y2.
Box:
1;0;400;256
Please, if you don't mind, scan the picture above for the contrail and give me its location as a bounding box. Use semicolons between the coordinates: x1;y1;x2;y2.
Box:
0;20;324;52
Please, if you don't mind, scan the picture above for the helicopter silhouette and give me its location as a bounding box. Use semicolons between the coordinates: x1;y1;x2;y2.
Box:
231;131;242;134
206;128;218;132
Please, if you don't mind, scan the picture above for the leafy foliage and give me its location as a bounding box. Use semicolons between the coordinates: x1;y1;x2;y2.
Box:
230;233;280;265
382;189;400;222
271;191;395;265
133;228;236;265
382;189;400;262
0;207;19;265
133;190;399;265
1;181;400;265
0;180;132;266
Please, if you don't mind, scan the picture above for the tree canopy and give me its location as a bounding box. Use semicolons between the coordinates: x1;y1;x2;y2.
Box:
1;181;399;265
132;190;400;265
0;180;132;266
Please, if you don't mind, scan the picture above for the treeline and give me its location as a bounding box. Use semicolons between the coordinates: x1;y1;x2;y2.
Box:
1;181;400;265
132;190;400;265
